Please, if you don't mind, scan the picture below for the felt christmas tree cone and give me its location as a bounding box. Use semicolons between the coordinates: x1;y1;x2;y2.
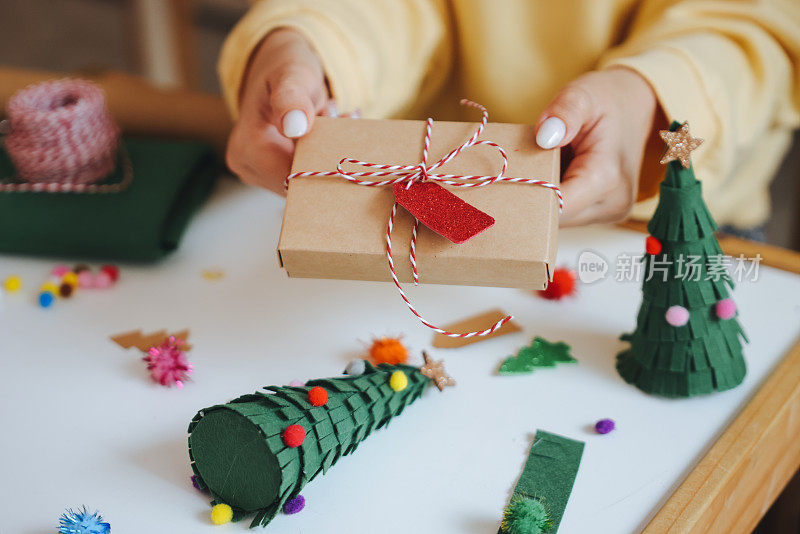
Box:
189;359;450;527
616;121;747;398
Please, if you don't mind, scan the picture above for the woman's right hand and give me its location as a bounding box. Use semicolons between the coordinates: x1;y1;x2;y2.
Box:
226;29;332;194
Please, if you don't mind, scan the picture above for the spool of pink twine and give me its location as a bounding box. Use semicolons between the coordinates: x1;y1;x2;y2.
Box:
4;79;120;184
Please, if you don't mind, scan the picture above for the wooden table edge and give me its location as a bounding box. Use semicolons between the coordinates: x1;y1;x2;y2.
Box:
617;220;800;533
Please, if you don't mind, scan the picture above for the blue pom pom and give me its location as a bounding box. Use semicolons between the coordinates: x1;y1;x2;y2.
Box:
39;290;55;308
58;506;110;534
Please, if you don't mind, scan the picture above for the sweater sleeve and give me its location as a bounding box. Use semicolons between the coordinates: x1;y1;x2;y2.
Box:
218;0;451;120
598;0;800;223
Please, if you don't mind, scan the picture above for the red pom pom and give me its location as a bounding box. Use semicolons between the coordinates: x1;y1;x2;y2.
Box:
283;425;306;448
540;268;576;300
308;386;328;406
645;236;662;255
100;264;119;282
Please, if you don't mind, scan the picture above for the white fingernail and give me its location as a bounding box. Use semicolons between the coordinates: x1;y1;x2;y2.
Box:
282;109;308;138
536;117;566;149
327;102;339;118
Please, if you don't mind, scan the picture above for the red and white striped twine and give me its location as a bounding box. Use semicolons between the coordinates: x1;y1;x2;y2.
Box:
1;79;124;193
286;99;563;337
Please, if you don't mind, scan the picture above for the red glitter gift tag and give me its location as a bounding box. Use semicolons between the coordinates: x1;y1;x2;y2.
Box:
393;181;495;244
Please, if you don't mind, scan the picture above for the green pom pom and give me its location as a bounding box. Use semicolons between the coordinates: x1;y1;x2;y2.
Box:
500;494;552;534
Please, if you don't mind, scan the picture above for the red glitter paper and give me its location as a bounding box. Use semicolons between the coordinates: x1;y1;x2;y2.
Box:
392;181;494;244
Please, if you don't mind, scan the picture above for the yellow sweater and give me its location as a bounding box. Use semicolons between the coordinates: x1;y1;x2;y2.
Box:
219;0;800;226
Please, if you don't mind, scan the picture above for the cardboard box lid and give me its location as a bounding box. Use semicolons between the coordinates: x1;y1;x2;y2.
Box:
278;116;560;288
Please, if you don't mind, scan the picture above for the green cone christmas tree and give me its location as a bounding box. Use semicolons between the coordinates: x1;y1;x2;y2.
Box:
616;121;747;398
188;358;451;527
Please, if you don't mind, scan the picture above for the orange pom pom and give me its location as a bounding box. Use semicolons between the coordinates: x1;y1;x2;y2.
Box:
369;337;408;365
539;268;577;300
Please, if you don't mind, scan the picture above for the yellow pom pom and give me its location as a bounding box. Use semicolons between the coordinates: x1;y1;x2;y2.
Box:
61;272;79;288
389;370;408;392
210;503;233;525
40;281;59;296
3;275;21;292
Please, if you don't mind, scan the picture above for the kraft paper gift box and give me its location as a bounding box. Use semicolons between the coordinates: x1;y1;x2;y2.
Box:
277;115;560;289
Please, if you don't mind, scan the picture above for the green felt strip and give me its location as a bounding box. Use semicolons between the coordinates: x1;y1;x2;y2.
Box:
499;431;584;533
188;361;431;527
0;138;218;261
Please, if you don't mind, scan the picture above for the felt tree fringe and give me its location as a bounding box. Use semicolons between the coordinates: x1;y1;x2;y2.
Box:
639;254;733;309
617;120;747;398
188;361;434;528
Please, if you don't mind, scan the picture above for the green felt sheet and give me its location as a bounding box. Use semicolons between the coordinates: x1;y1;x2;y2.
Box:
188;361;431;528
0;137;218;261
499;430;584;533
617;121;747;397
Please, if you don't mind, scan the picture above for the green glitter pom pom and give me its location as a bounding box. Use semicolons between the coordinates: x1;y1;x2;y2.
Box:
500;494;552;534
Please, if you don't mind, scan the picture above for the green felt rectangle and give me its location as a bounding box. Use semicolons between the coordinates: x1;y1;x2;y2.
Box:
314;419;334;437
276;449;298;472
346;394;365;410
317;433;339;452
327;405;350;423
503;431;584;534
0;138;218;261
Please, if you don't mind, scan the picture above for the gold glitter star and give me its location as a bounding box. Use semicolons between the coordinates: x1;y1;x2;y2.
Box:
659;122;703;169
420;352;455;391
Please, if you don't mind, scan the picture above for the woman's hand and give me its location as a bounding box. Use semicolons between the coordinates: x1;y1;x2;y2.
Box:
535;67;658;226
226;29;333;194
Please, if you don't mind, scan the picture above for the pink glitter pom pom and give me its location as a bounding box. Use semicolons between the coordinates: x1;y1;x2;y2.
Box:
77;270;95;288
143;336;192;388
94;270;113;288
715;298;737;320
52;264;69;277
665;305;690;327
288;379;305;387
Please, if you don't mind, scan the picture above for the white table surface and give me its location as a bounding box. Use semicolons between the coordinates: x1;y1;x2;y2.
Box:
1;179;799;534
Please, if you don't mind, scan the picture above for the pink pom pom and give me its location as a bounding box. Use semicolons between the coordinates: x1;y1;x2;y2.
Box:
143;336;192;388
716;298;737;320
77;270;95;288
94;270;113;288
51;264;69;277
288;379;305;387
665;305;690;327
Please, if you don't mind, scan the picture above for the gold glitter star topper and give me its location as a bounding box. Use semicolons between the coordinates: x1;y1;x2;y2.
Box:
659;122;703;169
420;351;456;391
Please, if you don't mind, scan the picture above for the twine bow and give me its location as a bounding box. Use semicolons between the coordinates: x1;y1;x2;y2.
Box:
286;100;563;337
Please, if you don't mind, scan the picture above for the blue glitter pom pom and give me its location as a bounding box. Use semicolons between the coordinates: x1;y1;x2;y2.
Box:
58;506;111;534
